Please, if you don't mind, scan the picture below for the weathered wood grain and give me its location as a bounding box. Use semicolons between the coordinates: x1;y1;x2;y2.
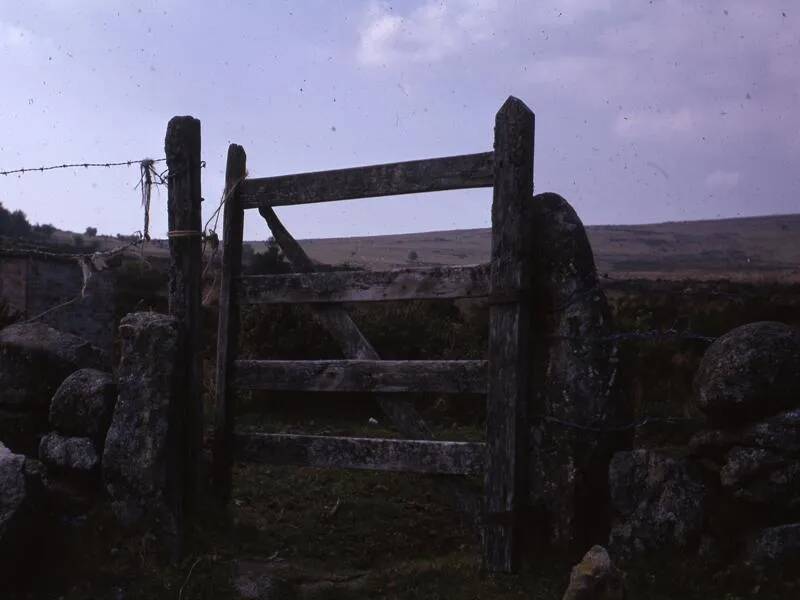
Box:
235;433;486;475
212;144;247;502
233;359;488;394
165;116;203;521
241;151;494;208
483;96;535;573
237;264;490;304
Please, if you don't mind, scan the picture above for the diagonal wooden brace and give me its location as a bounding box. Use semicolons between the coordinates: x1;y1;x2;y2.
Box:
258;205;432;438
258;206;481;519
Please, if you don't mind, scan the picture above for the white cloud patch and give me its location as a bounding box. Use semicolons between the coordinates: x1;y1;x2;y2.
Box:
357;0;500;66
705;170;741;190
356;0;619;67
614;108;695;140
1;23;36;47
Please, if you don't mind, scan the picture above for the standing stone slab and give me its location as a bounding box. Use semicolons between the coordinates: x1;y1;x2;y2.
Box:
526;192;632;550
102;312;182;551
49;368;117;448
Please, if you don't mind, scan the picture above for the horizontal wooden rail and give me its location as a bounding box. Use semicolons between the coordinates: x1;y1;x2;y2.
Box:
240;151;494;208
233;359;488;394
237;264;490;304
234;432;485;475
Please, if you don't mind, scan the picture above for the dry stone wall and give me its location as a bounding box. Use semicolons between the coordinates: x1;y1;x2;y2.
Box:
0;255;116;354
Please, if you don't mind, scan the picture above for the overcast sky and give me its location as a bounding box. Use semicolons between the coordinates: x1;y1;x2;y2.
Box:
0;1;797;240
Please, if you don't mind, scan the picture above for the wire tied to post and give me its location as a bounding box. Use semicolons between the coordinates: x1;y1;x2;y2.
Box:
167;230;204;239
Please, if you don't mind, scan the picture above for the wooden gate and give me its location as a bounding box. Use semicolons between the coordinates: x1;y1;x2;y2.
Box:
213;96;534;572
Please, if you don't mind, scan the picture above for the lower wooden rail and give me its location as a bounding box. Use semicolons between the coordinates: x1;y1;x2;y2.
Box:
234;432;486;475
233;359;488;394
237;264;490;304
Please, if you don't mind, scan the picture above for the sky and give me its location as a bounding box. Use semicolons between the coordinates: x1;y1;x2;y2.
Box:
0;0;797;240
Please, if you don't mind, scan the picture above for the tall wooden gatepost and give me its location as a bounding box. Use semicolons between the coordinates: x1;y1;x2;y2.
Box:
483;97;534;571
165;116;204;517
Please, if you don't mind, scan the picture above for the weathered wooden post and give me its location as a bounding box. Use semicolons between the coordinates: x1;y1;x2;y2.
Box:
165;116;203;513
484;96;534;572
213;144;246;501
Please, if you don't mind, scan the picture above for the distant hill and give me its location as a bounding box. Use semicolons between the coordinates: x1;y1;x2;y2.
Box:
245;213;800;282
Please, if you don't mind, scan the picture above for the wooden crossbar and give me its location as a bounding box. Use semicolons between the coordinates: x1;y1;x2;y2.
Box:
239;151;494;208
233;359;488;394
234;432;486;475
237;264;490;304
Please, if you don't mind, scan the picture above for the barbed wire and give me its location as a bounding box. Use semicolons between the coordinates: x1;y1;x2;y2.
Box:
547;328;717;344
0;158;167;177
0;154;221;320
532;414;703;434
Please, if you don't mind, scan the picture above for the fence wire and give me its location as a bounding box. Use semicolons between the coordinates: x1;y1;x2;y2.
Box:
0;158;167;177
547;329;717;344
532;414;703;434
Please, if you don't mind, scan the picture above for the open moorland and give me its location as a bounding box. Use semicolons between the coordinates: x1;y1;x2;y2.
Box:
258;213;800;282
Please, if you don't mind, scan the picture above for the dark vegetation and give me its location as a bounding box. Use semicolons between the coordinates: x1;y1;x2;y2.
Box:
0;201;56;240
0;298;19;329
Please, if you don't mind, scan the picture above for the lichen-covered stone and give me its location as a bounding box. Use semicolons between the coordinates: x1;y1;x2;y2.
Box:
38;432;99;473
720;446;800;512
102;312;181;546
0;322;105;455
742;408;800;453
745;523;800;572
0;442;45;579
49;368;117;447
562;545;625;600
694;321;800;425
526;192;632;550
690;409;800;458
0;322;106;409
690;408;800;517
609;449;706;559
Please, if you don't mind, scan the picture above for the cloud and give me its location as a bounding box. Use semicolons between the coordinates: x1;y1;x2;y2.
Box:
1;22;36;47
355;0;623;67
356;0;500;66
704;170;741;190
614;108;695;140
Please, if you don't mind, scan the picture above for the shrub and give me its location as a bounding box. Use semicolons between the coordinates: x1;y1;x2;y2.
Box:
33;223;56;238
246;238;292;275
0;203;32;238
0;298;20;330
